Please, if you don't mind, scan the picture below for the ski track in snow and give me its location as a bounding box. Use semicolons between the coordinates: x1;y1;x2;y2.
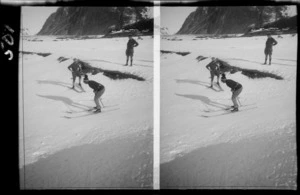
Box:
19;36;153;188
160;34;297;189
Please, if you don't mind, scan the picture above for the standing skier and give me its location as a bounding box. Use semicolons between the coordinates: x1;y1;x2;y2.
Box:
125;34;139;66
264;33;278;65
68;58;84;89
83;75;105;113
206;57;221;88
220;73;243;112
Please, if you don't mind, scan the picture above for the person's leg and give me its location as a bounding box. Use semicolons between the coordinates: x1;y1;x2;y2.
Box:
94;88;105;109
130;52;133;66
269;54;272;65
125;56;129;65
264;48;267;64
94;92;101;109
125;50;129;65
71;72;76;88
216;72;220;86
264;55;268;64
231;87;243;108
210;72;214;87
78;75;82;87
130;55;133;66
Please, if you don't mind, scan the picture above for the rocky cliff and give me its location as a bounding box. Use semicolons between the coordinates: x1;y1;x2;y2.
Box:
37;7;147;36
177;7;261;35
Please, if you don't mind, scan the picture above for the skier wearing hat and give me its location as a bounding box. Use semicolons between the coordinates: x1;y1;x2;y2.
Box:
220;73;243;112
125;34;139;66
206;57;221;88
83;75;105;113
264;33;277;65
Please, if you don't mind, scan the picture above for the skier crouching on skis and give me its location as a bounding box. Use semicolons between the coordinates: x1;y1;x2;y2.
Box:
206;57;221;88
83;75;105;113
220;73;243;112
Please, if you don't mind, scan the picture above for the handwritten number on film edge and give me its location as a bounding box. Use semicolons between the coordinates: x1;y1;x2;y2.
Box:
1;25;14;61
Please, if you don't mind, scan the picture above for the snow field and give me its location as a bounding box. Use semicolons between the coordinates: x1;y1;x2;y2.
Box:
19;36;153;188
160;34;297;189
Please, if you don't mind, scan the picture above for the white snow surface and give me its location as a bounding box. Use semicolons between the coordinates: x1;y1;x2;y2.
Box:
19;36;153;188
160;34;297;189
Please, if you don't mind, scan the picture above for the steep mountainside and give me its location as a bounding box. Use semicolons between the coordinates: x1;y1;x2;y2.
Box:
177;7;261;35
38;7;146;36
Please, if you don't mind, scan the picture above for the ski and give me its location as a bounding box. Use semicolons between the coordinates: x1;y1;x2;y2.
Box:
201;106;257;118
69;87;83;93
63;107;120;119
65;104;119;114
203;103;256;113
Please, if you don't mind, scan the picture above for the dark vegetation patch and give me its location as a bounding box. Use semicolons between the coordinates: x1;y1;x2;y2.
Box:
20;51;51;57
28;38;43;42
161;50;190;56
55;35;102;41
235;67;283;80
166;37;183;41
217;59;283;80
197;56;283;80
58;57;69;62
195;34;241;39
102;69;145;81
72;59;145;81
196;56;208;62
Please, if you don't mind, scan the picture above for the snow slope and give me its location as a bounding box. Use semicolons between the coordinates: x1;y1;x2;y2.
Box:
19;36;153;189
160;34;297;189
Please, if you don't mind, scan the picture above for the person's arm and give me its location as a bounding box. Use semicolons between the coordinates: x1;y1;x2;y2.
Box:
134;40;139;47
273;38;278;46
68;64;73;72
206;61;213;70
206;64;210;71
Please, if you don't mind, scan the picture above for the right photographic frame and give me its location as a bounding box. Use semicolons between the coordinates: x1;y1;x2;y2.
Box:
160;4;297;189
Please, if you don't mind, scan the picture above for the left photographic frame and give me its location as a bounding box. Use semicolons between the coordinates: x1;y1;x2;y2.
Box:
17;3;154;189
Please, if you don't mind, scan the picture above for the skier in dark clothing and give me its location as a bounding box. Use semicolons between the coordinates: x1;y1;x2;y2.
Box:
221;73;243;112
125;34;139;66
206;57;221;88
264;33;278;65
83;75;105;113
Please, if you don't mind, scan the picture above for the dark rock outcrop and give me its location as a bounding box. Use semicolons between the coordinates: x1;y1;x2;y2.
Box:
103;18;153;38
263;15;297;30
243;15;297;37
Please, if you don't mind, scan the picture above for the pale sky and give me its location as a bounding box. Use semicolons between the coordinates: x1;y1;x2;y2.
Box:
22;6;59;35
160;7;197;35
